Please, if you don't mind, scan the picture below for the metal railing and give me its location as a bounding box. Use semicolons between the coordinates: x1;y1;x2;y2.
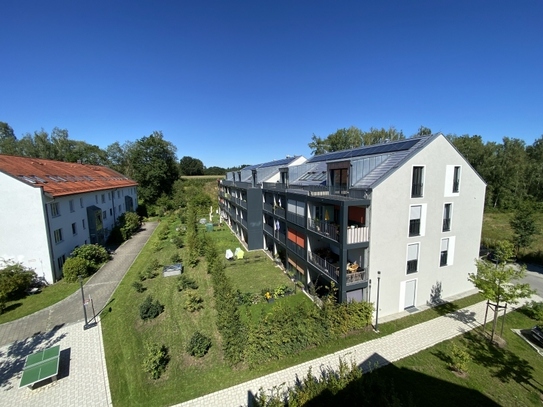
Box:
307;218;340;242
287;239;305;259
308;251;339;282
346;270;367;285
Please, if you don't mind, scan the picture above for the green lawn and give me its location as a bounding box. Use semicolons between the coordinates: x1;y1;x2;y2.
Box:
371;310;543;406
0;280;82;324
102;217;486;407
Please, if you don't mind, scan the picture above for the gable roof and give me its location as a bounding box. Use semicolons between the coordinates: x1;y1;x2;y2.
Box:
0;155;137;197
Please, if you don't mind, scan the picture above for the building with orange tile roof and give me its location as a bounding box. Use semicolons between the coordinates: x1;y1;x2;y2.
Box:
0;155;138;283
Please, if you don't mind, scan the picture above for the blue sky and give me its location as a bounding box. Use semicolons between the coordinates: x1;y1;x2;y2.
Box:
2;1;542;168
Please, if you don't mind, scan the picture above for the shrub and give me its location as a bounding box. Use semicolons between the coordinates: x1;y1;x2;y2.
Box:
139;295;164;320
0;262;36;312
171;235;184;249
151;241;162;253
184;292;204;312
62;257;90;282
142;342;169;379
186;331;212;357
132;281;144;293
449;343;470;373
170;252;182;263
71;244;109;271
522;301;543;321
177;275;198;291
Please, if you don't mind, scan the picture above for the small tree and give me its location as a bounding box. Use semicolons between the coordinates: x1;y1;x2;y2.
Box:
468;243;534;342
0;261;36;312
62;257;90;282
510;206;539;256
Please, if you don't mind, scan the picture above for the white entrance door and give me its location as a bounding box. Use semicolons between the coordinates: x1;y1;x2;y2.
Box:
404;280;417;309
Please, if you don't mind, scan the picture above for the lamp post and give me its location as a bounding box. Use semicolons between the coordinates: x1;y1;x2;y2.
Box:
375;270;381;332
79;275;88;329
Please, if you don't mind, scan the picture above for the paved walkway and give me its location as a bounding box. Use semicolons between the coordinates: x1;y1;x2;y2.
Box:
175;294;542;407
0;222;157;407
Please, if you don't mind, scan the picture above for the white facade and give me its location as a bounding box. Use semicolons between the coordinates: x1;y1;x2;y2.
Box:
369;135;485;317
0;170;138;283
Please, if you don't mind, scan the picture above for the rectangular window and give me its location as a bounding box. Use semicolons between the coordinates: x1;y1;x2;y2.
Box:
103;210;107;220
57;254;66;271
409;205;422;236
453;166;461;193
82;219;86;229
407;243;419;274
411;166;424;198
54;228;63;244
443;203;452;232
440;238;449;266
95;195;98;204
110;208;113;216
80;197;84;208
101;194;106;203
118;204;121;213
69;199;75;212
51;202;60;217
72;222;77;235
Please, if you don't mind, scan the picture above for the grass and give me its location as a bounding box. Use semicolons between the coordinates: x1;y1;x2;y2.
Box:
482;211;543;257
102;216;487;407
0;280;83;324
369;310;543;406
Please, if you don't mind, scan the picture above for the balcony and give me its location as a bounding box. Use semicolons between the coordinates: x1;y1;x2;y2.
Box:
286;211;305;226
276;231;286;244
239;200;247;209
346;226;369;244
274;206;285;218
346;269;367;285
240;218;247;228
287;239;305;259
264;223;273;235
308;251;339;282
263;202;273;213
308;218;339;242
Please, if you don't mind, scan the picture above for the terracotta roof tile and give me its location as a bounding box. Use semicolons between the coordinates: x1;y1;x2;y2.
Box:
0;155;137;197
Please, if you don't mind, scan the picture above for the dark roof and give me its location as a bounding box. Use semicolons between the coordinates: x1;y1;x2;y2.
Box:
242;156;300;171
306;138;421;163
0;155;137;197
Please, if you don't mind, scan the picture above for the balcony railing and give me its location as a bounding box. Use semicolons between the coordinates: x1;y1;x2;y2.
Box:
264;223;273;235
346;226;369;244
287;240;305;258
240;200;247;209
346;270;367;285
442;218;451;232
287;211;305;226
308;251;339;282
261;183;371;200
274;206;285;218
308;218;340;242
263;202;273;213
241;218;247;228
276;231;286;244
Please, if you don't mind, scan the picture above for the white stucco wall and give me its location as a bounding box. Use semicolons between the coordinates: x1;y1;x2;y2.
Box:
0;172;53;281
368;135;486;317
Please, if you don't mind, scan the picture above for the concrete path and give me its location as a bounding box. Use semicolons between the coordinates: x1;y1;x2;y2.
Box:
0;222;157;407
175;294;542;407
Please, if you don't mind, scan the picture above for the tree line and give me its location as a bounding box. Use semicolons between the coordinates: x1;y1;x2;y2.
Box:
0;122;243;208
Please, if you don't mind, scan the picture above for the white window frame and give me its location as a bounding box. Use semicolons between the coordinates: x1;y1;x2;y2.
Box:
51;202;60;217
406;243;420;274
54;228;63;244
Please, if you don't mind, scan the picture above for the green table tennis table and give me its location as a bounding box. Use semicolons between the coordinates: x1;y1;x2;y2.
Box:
19;345;61;389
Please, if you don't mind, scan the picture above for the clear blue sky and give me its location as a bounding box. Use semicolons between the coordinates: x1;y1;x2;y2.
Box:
2;1;542;168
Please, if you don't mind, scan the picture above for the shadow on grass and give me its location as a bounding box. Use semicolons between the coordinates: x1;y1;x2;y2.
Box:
248;354;500;407
464;331;543;393
1;303;22;315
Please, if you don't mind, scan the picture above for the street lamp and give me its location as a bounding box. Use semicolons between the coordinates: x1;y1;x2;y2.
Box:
375;270;381;332
79;275;88;329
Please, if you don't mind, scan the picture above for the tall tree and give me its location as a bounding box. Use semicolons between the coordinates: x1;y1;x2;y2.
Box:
127;131;179;205
510;206;540;256
412;125;432;138
179;156;204;176
0;122;18;155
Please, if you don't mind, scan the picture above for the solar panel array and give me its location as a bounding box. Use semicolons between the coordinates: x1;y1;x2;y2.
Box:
242;156;299;171
306;138;421;163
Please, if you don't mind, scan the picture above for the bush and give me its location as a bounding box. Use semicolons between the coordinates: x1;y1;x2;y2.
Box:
0;262;36;312
177;274;198;291
142;342;169;379
449;343;470;373
132;281;144;293
62;257;90;282
71;244;109;271
170;252;182;263
139;295;164;320
186;331;212;357
184;292;204;312
522;301;543;321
